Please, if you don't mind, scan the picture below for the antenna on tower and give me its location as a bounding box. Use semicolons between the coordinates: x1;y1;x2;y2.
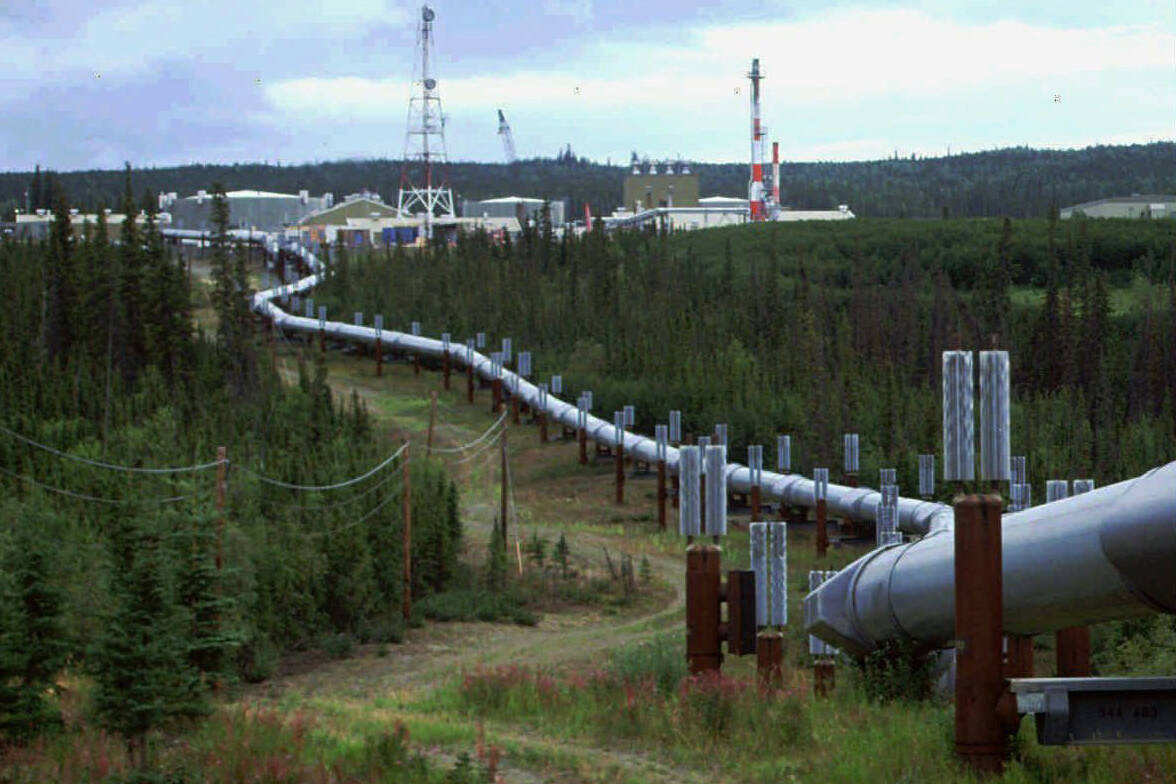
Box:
497;109;517;163
398;3;456;238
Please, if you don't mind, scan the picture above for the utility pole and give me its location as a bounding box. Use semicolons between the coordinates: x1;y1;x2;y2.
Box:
215;446;226;571
426;391;437;459
500;427;509;551
402;445;412;621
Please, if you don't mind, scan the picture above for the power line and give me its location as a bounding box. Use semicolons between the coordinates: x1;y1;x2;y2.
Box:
0;423;225;474
261;463;407;512
236;442;409;492
430;412;508;453
0;464;208;506
303;475;406;539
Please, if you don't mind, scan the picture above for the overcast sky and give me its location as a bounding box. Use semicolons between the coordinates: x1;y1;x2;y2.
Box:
2;0;1173;172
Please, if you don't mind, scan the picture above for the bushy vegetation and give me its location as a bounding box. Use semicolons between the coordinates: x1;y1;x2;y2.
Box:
318;213;1176;497
0;179;463;765
0;702;492;783
449;636;810;771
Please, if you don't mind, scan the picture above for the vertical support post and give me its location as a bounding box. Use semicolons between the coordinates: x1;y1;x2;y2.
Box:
215;446;226;572
402;446;412;621
615;443;625;504
539;413;548;443
1056;627;1091;677
1004;636;1034;678
815;501;828;559
425;391;437;459
814;660;836;697
578;425;588;465
500;428;509;552
954;493;1006;775
443;352;451;389
657;459;667;531
511;388;520;424
376;337;383;377
466;363;474;403
614;411;625;505
491;378;503;413
757;632;783;690
685;545;722;674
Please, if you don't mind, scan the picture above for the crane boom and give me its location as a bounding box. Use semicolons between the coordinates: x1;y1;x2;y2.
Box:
497;108;517;163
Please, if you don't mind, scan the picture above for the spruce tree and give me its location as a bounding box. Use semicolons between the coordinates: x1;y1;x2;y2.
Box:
90;519;205;769
0;530;68;743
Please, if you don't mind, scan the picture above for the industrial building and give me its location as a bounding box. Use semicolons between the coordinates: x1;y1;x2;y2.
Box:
461;196;567;226
622;159;700;212
167;189;332;232
1060;195;1176;219
294;193;521;247
10;208;170;241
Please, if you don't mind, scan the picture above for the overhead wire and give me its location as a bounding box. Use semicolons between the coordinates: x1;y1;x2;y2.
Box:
236;442;409;492
260;462;406;512
0;464;209;506
302;473;407;539
430;411;508;454
0;422;226;474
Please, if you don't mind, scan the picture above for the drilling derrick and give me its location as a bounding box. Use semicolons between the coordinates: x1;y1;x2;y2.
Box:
398;4;455;238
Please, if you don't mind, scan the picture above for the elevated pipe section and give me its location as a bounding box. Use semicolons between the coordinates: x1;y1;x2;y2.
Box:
805;462;1176;655
196;229;1176;657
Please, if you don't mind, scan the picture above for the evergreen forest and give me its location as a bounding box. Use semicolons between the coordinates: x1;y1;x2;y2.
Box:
316;213;1176;496
4;141;1174;224
0;183;461;758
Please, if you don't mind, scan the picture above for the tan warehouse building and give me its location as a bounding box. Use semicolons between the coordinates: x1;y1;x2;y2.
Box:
623;172;700;212
1061;195;1176;219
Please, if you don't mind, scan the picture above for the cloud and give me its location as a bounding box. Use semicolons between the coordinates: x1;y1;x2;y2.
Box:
542;0;593;25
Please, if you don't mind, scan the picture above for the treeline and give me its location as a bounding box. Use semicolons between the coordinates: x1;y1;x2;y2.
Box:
0;182;461;757
315;214;1176;497
3;142;1174;223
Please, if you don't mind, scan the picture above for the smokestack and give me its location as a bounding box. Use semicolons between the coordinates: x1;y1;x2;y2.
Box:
772;141;780;208
747;58;765;222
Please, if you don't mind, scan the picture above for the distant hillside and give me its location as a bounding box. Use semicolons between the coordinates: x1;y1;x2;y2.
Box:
3;142;1174;222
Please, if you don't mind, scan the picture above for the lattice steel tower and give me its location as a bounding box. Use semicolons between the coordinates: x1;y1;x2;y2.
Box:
398;4;455;236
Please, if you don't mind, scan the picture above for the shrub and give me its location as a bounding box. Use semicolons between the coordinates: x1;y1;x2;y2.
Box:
850;638;936;703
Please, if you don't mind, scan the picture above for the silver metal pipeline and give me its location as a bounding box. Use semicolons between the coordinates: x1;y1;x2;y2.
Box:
806;462;1176;656
215;229;1176;657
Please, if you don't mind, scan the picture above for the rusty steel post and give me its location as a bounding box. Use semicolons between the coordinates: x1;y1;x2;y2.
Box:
615;442;625;505
1004;636;1034;679
814;660;835;698
657;459;667;531
816;498;828;559
954;493;1007;775
757;632;784;691
539;413;548;443
466;363;474;403
491;378;503;414
443;352;450;389
846;472;858;489
1056;627;1091;677
686;545;722;674
578;426;588;466
511;395;520;425
751;485;762;521
413;354;421;376
376;337;383;377
319;327;325;353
